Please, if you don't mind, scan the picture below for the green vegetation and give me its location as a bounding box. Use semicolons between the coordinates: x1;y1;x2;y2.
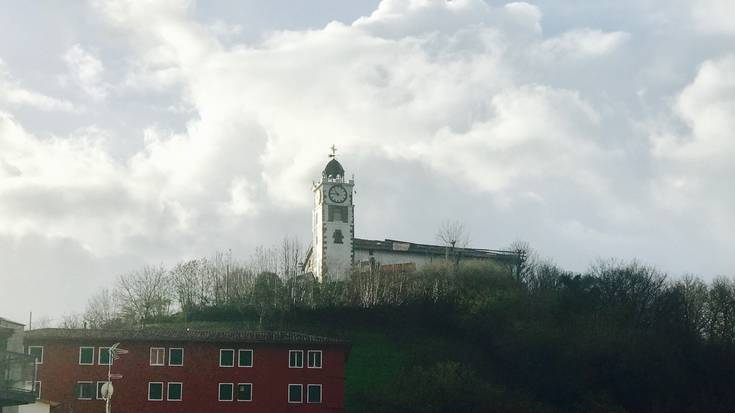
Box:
77;253;735;412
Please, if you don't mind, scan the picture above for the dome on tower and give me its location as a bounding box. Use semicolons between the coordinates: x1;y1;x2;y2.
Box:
323;158;345;178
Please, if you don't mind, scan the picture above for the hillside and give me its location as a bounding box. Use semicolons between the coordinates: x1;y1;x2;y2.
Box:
79;258;735;412
105;262;735;412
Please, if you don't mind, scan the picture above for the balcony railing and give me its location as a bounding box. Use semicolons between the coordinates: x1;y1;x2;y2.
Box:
0;350;36;407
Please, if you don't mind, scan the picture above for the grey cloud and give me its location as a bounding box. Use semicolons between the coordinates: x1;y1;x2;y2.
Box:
0;0;734;322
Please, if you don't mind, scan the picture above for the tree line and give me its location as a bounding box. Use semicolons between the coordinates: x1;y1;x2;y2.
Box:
65;239;735;349
49;238;735;411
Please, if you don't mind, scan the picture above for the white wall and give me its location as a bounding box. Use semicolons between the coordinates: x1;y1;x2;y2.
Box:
354;249;442;269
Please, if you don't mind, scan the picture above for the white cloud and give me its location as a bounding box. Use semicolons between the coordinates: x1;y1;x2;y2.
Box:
63;44;108;100
651;55;735;245
692;0;735;34
538;28;631;59
1;0;735;320
0;60;77;112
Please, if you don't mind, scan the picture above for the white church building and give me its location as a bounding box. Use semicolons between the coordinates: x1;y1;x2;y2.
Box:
303;151;520;280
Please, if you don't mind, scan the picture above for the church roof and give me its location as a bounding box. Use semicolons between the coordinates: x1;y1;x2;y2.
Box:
323;158;344;178
353;238;521;263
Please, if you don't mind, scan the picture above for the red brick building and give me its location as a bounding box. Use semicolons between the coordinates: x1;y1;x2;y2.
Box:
24;329;350;413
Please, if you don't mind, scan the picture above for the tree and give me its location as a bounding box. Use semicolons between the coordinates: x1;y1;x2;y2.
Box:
83;288;119;328
58;313;84;329
508;240;539;284
705;277;735;343
674;274;708;337
590;259;667;327
116;265;172;325
253;272;283;329
436;220;470;271
436;220;470;249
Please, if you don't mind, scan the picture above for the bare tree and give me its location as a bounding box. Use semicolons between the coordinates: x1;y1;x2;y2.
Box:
280;236;302;280
705;277;735;343
251;245;279;276
83;288;118;328
508;240;540;284
675;274;708;337
116;265;172;325
436;220;470;249
170;259;203;312
58;313;84;329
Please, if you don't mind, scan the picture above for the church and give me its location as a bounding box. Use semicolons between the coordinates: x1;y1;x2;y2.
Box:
303;149;521;280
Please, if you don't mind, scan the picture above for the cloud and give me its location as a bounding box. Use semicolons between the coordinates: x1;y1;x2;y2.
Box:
1;0;735;320
0;60;77;112
62;44;108;100
538;29;631;59
692;0;735;34
651;55;735;245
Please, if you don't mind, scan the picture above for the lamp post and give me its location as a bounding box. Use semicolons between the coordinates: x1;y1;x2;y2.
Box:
101;343;127;413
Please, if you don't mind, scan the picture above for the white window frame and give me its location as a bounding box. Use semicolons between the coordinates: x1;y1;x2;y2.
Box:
307;384;323;404
27;346;43;364
236;383;253;402
288;350;304;368
167;382;183;401
169;348;184;366
218;383;234;401
307;350;322;369
288;384;303;403
148;382;164;401
98;347;112;366
77;381;94;400
238;349;253;367
149;347;165;366
219;349;235;367
96;381;107;400
25;381;41;400
79;347;95;365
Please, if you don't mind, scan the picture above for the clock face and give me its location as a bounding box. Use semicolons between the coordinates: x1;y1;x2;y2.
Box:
328;184;348;203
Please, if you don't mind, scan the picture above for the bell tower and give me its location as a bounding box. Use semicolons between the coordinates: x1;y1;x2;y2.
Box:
312;146;354;280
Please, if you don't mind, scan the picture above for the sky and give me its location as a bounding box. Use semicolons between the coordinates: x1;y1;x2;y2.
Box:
1;0;734;324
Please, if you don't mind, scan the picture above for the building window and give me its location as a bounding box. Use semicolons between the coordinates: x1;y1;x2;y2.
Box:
288;384;303;403
96;382;106;400
25;381;41;399
219;349;235;367
308;350;322;368
99;347;111;365
236;383;252;401
218;383;234;401
27;346;43;364
148;382;164;401
168;382;183;401
307;384;322;403
238;349;253;367
169;348;184;366
333;229;344;244
79;347;94;365
150;347;165;366
289;350;304;368
76;382;94;400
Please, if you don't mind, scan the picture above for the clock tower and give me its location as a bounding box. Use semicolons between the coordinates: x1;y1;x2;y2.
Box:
311;148;354;280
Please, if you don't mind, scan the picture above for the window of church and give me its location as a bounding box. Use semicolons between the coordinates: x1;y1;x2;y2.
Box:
333;230;344;244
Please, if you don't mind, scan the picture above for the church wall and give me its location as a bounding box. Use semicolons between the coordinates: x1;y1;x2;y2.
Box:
354;249;440;269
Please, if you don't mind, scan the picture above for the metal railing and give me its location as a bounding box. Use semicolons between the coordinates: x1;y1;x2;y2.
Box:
0;350;36;407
